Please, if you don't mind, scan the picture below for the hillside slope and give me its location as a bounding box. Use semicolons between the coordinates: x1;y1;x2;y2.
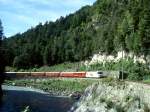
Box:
3;0;150;69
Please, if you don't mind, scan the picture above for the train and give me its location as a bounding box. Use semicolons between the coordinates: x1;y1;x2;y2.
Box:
4;71;122;79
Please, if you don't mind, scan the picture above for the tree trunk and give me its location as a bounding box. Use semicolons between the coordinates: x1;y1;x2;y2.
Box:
0;73;5;99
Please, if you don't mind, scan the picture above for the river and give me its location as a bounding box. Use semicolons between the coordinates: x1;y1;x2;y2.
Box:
0;85;75;112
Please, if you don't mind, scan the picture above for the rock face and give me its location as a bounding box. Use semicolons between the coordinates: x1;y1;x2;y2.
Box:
85;51;149;66
70;80;150;112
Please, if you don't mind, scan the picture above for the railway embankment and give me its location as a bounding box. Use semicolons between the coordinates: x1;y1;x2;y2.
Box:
70;78;150;112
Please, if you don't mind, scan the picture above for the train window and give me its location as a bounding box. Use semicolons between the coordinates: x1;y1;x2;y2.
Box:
97;71;103;74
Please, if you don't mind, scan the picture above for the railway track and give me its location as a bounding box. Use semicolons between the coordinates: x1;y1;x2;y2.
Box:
4;71;109;79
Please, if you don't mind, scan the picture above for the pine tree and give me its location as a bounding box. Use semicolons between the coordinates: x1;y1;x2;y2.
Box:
0;19;5;98
0;19;4;72
139;3;150;55
0;20;3;44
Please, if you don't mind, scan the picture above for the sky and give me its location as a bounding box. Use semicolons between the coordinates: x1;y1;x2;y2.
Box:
0;0;96;37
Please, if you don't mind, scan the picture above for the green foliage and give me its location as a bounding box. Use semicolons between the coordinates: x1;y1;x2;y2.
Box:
3;0;150;69
6;62;81;72
0;19;5;74
0;19;4;73
13;53;31;69
0;20;3;41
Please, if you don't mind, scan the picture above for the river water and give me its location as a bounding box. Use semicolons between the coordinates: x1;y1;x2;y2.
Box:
0;85;75;112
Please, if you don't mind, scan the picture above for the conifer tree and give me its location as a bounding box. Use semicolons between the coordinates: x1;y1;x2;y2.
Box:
0;19;5;98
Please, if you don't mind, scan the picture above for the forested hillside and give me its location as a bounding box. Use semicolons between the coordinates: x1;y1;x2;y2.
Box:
3;0;150;69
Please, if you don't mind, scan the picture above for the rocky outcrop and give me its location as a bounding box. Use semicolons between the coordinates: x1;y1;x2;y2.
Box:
69;91;82;100
84;51;150;66
70;80;150;112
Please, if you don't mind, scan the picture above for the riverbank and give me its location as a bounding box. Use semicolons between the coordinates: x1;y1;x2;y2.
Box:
4;78;150;111
71;79;150;112
4;78;97;97
2;85;49;94
1;85;75;112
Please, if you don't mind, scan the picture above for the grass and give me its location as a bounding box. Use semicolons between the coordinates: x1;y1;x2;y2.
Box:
4;78;97;96
142;79;150;84
5;62;81;72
